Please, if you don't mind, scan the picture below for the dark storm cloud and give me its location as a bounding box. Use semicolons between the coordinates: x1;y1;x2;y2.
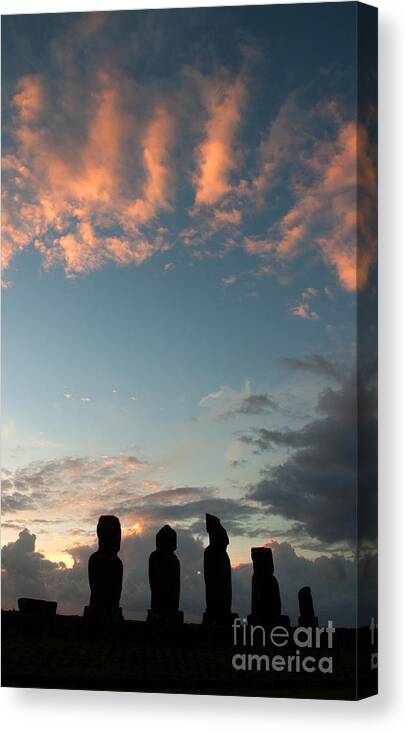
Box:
1;529;65;602
245;369;377;545
278;354;341;382
239;426;311;452
108;494;263;538
130;486;210;504
1;528;376;627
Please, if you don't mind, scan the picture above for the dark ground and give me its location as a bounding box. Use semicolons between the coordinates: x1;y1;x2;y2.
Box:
1;611;377;700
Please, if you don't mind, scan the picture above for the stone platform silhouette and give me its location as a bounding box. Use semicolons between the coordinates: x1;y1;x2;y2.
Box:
1;513;378;699
1;610;377;700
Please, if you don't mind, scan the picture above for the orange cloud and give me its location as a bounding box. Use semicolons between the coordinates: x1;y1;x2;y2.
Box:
72;72;125;205
277;120;377;291
311;123;359;291
123;521;144;537
290;302;320;320
302;287;318;299
213;208;242;226
275;194;320;259
125;106;174;224
2;71;174;276
194;75;246;206
12;75;45;122
244;119;376;291
252;96;342;199
243;237;275;255
3;66;376;293
222;274;238;287
253;96;300;195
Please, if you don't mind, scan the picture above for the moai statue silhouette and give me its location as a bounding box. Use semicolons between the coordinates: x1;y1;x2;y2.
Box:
147;524;183;625
248;547;290;628
298;586;318;627
84;515;123;623
202;513;237;627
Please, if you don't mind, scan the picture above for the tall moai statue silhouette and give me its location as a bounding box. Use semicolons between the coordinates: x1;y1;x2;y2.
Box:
298;586;318;627
83;515;123;622
147;524;184;625
248;547;290;628
202;513;237;627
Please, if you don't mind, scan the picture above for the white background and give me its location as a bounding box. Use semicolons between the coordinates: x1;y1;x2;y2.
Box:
1;0;408;728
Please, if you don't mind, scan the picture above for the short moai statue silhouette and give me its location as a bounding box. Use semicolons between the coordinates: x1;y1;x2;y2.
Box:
147;524;184;625
298;586;318;627
202;513;237;627
248;547;290;628
84;515;123;623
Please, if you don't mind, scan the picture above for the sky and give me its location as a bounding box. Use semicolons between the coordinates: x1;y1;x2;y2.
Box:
1;4;377;625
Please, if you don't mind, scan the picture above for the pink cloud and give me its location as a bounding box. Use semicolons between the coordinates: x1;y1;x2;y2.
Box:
290;302;320;320
193;75;246;206
125;106;174;224
245;118;376;292
213;208;242;226
243;237;275;255
278;121;377;291
2;71;175;276
253;95;301;195
12;75;45;123
222;275;238;287
302;287;318;299
2;66;376;294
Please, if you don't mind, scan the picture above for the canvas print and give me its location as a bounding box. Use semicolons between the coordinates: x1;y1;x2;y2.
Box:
1;2;378;700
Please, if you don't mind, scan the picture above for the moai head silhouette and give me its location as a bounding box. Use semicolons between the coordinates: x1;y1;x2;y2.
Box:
298;586;315;617
147;523;183;624
97;515;121;557
85;515;123;620
248;545;286;625
203;513;236;626
206;513;229;550
251;546;274;574
156;524;177;552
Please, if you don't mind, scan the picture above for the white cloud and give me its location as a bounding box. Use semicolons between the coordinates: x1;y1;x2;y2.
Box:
199;380;251;415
